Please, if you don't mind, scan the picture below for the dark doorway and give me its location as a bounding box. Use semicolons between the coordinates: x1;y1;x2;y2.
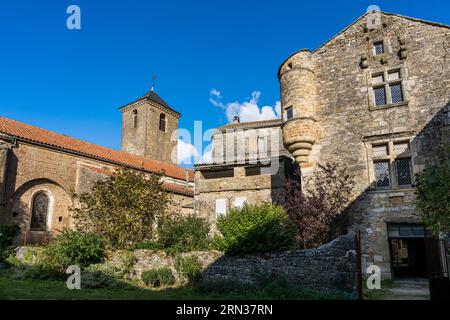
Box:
389;238;427;278
388;224;428;279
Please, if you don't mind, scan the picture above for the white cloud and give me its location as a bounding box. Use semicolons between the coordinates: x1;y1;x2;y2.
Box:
210;89;281;123
201;149;212;163
177;139;200;164
177;140;213;165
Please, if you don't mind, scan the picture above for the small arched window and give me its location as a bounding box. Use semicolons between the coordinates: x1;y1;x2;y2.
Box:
31;191;50;231
159;113;166;132
132;109;138;128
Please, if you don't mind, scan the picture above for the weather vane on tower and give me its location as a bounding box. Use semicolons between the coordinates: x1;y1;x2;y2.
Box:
151;74;157;92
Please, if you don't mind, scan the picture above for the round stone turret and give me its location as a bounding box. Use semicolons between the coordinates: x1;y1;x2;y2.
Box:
278;49;318;167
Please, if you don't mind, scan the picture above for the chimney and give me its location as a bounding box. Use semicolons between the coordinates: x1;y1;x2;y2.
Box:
233;116;240;123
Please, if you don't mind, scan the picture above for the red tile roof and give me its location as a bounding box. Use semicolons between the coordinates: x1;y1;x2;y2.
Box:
81;164;194;196
0;117;194;183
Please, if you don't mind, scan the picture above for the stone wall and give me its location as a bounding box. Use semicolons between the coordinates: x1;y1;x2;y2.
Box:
278;13;450;278
125;234;357;293
0;141;193;244
194;158;291;230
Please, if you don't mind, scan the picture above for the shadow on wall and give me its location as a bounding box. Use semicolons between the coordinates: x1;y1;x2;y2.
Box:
197;233;358;294
316;102;450;276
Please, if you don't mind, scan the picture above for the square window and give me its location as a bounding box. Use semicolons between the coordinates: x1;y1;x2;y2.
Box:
215;198;228;217
286;106;294;120
373;86;387;106
390;83;404;104
374;41;384;55
372;74;384;84
374;160;390;188
393;142;409;155
372;144;388;157
234;197;247;209
396;158;412;186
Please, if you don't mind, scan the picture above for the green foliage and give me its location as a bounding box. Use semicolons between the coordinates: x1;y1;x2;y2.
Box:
0;224;20;262
85;251;136;280
71;168;170;249
174;255;203;282
131;241;162;251
213;204;297;255
156;214;211;253
7;264;65;281
81;270;124;289
85;263;127;280
141;268;175;287
42;229;106;271
415;150;450;236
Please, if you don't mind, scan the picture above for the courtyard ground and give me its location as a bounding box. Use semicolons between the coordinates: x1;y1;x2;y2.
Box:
365;278;430;300
0;275;351;300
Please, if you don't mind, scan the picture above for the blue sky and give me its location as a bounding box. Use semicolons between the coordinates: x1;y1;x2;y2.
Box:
0;0;448;167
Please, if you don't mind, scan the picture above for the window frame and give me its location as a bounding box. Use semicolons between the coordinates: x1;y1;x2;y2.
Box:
159;113;167;132
373;41;385;56
132;109;138;129
370;68;407;110
369;140;414;190
215;198;228;217
30;191;51;231
285;106;294;120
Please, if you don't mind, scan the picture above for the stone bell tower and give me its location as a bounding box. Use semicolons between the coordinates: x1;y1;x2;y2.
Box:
119;88;180;164
278;49;319;171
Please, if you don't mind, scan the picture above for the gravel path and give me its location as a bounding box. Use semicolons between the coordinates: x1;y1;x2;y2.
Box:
383;279;430;300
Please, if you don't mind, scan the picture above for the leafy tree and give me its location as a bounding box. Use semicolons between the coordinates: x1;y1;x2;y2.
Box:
71;168;170;249
283;162;355;249
415;147;450;236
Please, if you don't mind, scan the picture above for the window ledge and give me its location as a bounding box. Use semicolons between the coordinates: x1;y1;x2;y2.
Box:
369;101;409;111
367;187;415;194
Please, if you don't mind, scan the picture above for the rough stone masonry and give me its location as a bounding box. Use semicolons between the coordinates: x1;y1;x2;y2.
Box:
195;11;450;279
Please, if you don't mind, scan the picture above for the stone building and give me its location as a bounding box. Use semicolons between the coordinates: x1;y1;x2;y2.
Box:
120;89;180;164
0;90;194;244
194;117;294;227
195;11;450;279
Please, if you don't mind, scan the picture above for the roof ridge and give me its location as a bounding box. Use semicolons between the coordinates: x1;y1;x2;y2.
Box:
119;90;181;116
278;11;450;77
219;118;282;129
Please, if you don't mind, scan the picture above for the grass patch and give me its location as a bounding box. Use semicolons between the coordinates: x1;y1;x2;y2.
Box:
363;278;395;300
0;272;352;300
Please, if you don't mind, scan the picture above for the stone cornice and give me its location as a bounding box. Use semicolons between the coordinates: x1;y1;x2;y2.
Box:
119;98;181;119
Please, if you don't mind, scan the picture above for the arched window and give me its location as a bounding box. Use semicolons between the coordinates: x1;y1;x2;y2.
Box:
159;113;166;132
132;109;138;128
30;192;49;231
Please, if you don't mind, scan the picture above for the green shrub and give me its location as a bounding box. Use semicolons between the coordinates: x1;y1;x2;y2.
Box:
213;204;297;255
175;255;203;282
42;229;106;270
6;264;65;281
82;270;123;289
0;224;20;261
157;214;211;253
131;241;162;251
85;262;127;280
141;268;175;287
415;149;450;236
